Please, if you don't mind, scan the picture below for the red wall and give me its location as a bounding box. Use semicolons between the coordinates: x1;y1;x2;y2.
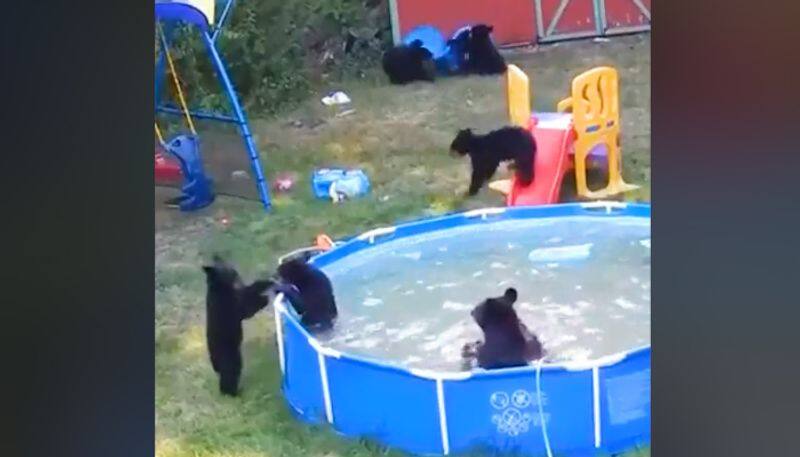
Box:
539;0;599;36
392;0;650;46
603;0;651;30
395;0;538;46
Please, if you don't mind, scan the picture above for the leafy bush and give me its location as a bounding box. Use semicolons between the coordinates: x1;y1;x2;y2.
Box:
161;0;392;116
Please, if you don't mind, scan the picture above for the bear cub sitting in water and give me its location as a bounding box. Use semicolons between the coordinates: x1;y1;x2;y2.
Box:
275;258;338;332
450;126;536;196
203;256;273;396
462;288;544;370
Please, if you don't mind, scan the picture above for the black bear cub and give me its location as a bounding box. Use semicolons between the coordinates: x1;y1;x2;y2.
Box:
275;258;338;332
450;126;536;196
462;288;544;370
382;39;436;85
466;24;507;75
203;256;273;396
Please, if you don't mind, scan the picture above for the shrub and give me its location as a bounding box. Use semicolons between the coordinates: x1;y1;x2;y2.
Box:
161;0;392;116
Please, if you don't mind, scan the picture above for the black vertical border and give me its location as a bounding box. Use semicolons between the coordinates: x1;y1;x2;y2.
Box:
3;2;154;456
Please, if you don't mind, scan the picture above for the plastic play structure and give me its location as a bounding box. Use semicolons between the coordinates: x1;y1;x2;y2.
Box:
490;65;639;206
154;0;271;211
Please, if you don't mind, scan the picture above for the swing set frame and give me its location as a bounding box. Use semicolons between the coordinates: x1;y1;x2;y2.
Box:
154;0;271;211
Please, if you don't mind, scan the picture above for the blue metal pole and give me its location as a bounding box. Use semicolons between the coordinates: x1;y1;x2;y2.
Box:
201;31;271;211
211;0;235;42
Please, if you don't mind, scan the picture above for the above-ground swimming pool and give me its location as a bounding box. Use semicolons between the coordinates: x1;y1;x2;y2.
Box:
273;202;650;456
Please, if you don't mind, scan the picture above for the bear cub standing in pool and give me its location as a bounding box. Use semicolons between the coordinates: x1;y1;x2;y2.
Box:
203;256;274;396
450;126;536;196
465;24;507;75
382;39;436;85
275;258;338;332
462;288;544;370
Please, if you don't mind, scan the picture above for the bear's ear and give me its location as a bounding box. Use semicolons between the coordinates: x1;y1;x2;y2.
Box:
410;39;424;48
202;265;217;278
503;288;518;304
487;25;494;32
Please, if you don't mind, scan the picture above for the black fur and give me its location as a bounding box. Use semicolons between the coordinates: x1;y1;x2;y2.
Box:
450;126;536;196
465;24;506;75
276;258;338;332
382;39;436;84
202;256;273;396
462;288;544;370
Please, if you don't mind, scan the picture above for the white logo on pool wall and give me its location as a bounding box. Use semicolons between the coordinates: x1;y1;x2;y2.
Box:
490;390;549;436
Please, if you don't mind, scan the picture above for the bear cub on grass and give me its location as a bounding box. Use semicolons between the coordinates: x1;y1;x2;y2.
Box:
382;39;436;85
466;24;507;75
462;288;544;370
275;258;338;332
450;126;536;196
203;256;274;396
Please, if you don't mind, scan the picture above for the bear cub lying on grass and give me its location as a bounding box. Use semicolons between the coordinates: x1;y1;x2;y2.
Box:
462;288;545;370
382;39;436;85
203;256;273;396
450;126;537;196
275;258;338;332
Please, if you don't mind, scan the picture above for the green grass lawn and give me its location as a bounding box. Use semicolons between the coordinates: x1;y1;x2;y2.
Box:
156;34;651;457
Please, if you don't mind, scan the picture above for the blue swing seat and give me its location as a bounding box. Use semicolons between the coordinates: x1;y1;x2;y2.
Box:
164;134;215;211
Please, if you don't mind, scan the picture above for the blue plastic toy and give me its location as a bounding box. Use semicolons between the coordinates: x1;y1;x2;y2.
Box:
311;169;370;201
165;135;215;211
402;25;472;75
442;26;472;74
402;25;448;59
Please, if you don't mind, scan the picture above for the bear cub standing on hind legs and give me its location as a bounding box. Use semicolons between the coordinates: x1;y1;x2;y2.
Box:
382;39;436;85
461;288;545;370
274;257;338;332
450;126;537;196
202;256;274;396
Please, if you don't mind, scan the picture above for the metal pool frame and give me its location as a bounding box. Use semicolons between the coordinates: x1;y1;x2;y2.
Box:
273;202;650;455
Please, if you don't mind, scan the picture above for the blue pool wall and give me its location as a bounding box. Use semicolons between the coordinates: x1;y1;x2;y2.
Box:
273;202;651;455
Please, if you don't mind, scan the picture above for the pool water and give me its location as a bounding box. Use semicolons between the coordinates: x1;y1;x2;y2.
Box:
318;216;650;371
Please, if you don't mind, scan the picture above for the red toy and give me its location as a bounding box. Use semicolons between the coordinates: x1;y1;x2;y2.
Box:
154;145;182;184
505;114;573;206
492;113;608;206
273;172;297;193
